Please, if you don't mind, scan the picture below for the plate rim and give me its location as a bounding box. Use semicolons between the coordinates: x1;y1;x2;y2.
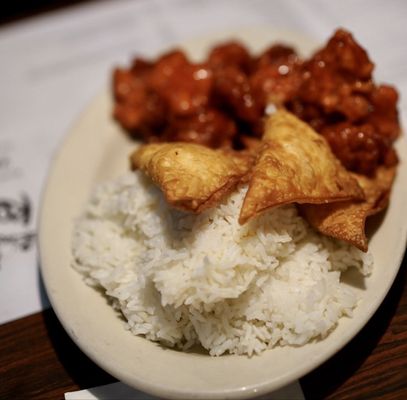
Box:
38;26;407;399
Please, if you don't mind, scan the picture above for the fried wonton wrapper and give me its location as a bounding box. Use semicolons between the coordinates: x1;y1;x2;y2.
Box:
218;148;256;183
131;142;253;213
239;110;364;223
300;166;396;252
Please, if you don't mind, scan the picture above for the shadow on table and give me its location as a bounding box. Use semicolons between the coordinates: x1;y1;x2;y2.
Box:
37;263;51;309
37;264;117;391
300;248;407;399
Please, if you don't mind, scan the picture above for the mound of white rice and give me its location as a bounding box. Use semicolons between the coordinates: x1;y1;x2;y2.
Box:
72;171;372;356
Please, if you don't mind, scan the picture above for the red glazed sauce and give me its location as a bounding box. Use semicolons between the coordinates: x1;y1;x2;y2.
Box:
113;29;400;176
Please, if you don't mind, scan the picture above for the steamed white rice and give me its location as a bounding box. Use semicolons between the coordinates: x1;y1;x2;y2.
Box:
72;171;372;356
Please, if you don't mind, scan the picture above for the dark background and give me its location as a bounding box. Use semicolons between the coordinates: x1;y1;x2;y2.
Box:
0;0;95;24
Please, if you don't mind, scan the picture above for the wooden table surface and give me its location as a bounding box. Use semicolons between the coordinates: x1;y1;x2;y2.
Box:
1;250;406;400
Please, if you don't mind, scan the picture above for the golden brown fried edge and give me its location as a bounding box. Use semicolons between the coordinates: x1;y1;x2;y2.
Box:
130;142;253;213
239;110;364;224
300;166;396;252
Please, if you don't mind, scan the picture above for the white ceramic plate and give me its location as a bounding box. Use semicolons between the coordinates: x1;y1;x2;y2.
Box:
39;28;407;399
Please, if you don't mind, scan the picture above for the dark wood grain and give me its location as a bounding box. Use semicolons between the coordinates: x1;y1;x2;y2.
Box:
0;250;406;400
0;309;115;400
300;252;407;399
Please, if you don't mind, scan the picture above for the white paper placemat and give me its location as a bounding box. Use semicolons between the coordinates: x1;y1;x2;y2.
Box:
0;0;406;330
1;2;406;399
